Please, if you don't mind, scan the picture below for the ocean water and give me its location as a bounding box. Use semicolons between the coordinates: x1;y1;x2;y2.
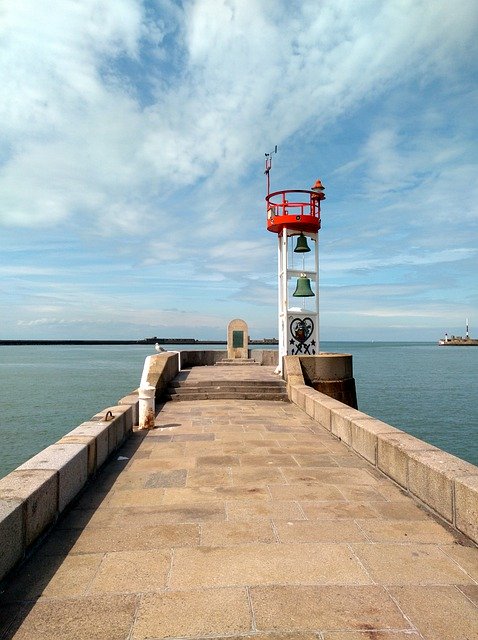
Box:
0;342;476;478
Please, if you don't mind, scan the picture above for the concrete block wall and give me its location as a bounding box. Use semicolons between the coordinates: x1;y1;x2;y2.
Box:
0;395;139;583
284;359;478;545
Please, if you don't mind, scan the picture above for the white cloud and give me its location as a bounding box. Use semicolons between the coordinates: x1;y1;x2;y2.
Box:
1;0;477;339
2;0;477;230
322;247;476;274
0;266;58;276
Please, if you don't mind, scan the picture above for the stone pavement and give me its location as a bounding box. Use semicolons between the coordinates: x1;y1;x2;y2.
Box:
0;366;477;639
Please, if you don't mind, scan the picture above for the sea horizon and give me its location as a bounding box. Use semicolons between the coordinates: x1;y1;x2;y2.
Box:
0;338;449;345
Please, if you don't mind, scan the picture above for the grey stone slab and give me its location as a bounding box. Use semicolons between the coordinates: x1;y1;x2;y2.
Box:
407;450;478;523
455;474;478;544
144;470;188;488
71;422;111;469
172;433;215;442
18;443;88;512
0;469;57;546
97;406;128;450
58;434;97;476
350;417;400;465
0;594;137;640
377;432;438;488
118;393;139;425
90;408;126;453
311;393;344;431
330;407;371;446
0;499;24;580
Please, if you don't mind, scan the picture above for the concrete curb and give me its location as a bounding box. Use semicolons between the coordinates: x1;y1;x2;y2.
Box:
287;380;478;545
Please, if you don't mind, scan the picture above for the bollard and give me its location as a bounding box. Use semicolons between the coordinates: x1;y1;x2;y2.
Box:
138;384;156;430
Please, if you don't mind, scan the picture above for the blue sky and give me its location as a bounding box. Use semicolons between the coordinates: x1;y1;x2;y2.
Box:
1;0;477;341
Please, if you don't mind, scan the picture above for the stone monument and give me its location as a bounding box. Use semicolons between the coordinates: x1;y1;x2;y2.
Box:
227;319;249;360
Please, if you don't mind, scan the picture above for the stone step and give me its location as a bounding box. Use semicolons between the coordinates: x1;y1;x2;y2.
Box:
170;380;286;389
166;391;289;402
215;358;260;367
166;368;289;402
214;359;260;366
168;384;286;395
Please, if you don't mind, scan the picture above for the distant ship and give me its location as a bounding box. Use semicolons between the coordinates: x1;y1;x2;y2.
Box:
438;319;478;346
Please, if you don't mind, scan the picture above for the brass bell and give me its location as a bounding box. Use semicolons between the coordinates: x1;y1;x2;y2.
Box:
294;233;311;253
293;274;315;297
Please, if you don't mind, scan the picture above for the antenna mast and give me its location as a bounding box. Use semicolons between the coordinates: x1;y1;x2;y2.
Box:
264;145;278;196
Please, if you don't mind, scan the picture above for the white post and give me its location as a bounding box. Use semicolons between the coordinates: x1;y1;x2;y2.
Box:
138;384;156;430
139;355;155;430
314;232;320;353
276;229;288;375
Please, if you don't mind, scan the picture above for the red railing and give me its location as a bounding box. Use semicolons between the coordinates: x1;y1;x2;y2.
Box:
265;189;322;219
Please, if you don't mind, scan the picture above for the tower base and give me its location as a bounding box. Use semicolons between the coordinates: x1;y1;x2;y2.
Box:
298;353;358;409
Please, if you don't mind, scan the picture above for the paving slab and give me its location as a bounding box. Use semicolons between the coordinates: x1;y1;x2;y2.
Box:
132;588;251;639
1;365;477;639
390;585;478;639
0;595;137;640
250;585;412;631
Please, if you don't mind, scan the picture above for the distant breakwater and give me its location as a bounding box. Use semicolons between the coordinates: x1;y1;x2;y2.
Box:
0;338;278;346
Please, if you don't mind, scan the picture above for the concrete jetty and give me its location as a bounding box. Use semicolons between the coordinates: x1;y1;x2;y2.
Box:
1;356;477;639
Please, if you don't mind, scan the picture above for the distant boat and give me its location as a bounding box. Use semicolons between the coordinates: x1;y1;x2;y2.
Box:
438;319;478;346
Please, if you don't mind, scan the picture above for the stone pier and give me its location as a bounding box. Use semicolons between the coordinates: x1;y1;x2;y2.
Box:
0;359;477;639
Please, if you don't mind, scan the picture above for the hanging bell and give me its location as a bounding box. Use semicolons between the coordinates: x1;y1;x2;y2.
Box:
293;274;315;297
294;233;311;253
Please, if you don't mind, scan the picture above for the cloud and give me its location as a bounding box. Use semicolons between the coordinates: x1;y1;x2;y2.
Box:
1;1;477;340
2;0;477;231
0;266;58;277
322;247;476;275
17;318;86;326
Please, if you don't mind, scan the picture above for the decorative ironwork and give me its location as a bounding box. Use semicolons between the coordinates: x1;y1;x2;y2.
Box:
289;317;316;355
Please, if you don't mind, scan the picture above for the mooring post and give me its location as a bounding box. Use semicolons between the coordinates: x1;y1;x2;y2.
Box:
138;384;156;430
138;355;156;429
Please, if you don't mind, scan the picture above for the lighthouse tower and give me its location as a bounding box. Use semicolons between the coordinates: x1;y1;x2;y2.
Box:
265;153;325;374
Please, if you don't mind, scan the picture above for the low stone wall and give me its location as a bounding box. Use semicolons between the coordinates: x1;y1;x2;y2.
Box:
284;356;478;545
143;352;180;398
180;350;227;367
249;349;279;366
178;349;278;367
0;352;186;583
0;395;139;583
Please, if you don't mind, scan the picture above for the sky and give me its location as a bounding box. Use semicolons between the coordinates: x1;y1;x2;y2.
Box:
1;0;477;342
